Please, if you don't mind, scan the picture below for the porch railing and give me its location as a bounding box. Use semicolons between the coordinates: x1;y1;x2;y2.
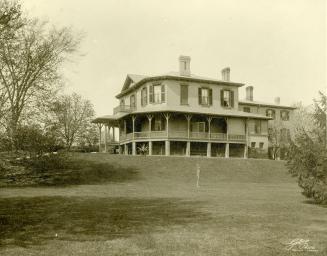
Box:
113;105;134;115
119;131;246;142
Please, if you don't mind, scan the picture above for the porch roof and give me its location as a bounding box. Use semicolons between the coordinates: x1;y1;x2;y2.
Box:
91;112;128;124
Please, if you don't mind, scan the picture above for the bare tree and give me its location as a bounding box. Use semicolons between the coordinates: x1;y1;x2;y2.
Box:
50;93;95;150
0;5;81;149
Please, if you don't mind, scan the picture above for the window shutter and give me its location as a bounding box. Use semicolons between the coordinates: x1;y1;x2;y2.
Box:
209;88;213;105
230;90;234;107
220;90;224;106
161;84;165;102
149;85;154;103
144;87;148;105
198;88;202;104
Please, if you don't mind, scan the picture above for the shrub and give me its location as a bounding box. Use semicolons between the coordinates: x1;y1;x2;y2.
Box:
248;148;268;159
286;92;327;204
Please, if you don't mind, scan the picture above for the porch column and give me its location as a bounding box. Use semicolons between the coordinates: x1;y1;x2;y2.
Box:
185;114;192;139
124;120;127;135
97;123;103;153
226;117;229;141
149;141;153;156
207;142;211;157
244;118;249;159
124;144;128;155
165;140;170;156
132;142;136;155
225;143;230;158
207;116;212;140
104;124;108;153
186;141;190;157
147;114;153;138
112;127;116;142
132;115;136;140
163;113;171;138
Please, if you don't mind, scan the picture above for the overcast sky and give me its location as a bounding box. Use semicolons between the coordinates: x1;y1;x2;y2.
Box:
23;0;326;116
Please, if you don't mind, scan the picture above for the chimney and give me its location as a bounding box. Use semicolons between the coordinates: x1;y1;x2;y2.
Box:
221;67;230;81
179;55;191;76
274;97;280;105
246;86;254;101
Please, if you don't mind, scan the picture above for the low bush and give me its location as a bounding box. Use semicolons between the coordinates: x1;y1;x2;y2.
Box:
248;148;268;159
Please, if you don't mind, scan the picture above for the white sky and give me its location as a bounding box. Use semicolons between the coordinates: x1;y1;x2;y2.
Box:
23;0;326;116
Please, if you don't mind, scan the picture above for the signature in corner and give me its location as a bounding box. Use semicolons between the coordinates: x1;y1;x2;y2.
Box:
285;238;317;252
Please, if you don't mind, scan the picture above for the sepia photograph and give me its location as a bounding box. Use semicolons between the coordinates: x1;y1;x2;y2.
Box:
0;0;326;255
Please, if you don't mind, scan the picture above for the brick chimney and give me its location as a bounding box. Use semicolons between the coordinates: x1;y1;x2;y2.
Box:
246;86;254;101
274;97;280;105
221;67;230;81
179;55;191;77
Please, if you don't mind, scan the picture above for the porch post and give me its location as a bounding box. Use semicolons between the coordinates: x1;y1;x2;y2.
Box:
124;120;127;135
132;115;136;140
132;142;136;155
104;124;108;153
112;126;116;142
149;141;153;156
244;118;248;159
226;117;229;141
225;143;230;158
207;116;212;140
97;123;103;153
124;144;128;155
163;113;171;137
186;141;190;157
165;140;170;156
147;114;153;137
185;114;192;139
207;142;211;157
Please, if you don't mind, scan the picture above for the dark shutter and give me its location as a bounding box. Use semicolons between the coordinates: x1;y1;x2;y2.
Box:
161;84;165;102
144;87;148;105
220;90;224;106
230;90;234;107
209;88;213;105
198;88;202;104
149;85;154;103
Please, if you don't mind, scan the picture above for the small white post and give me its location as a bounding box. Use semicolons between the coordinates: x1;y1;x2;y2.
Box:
196;163;201;188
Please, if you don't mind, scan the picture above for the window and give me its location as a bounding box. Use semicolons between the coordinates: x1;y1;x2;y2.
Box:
180;84;188;105
220;90;234;108
198;88;212;105
120;98;125;106
141;87;147;106
280;128;291;142
150;84;165;103
191;122;206;132
280;110;289;121
243;107;251;113
251;142;256;148
130;94;136;108
266;109;276;119
254;120;261;134
259;142;264;149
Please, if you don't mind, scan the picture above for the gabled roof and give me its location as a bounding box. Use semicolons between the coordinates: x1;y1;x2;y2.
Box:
117;72;244;98
239;100;296;110
121;74;149;92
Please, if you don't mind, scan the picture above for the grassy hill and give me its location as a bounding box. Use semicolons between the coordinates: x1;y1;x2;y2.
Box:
0;154;326;255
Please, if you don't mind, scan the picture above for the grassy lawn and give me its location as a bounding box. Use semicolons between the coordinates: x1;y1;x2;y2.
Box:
0;154;326;255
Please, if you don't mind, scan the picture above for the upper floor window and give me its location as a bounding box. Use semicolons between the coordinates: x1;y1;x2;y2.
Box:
120;98;125;106
243;107;251;113
130;94;136;108
221;89;234;108
150;84;165;104
180;84;188;105
198;87;212;106
266;109;276;119
280;110;289;121
141;87;147;106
